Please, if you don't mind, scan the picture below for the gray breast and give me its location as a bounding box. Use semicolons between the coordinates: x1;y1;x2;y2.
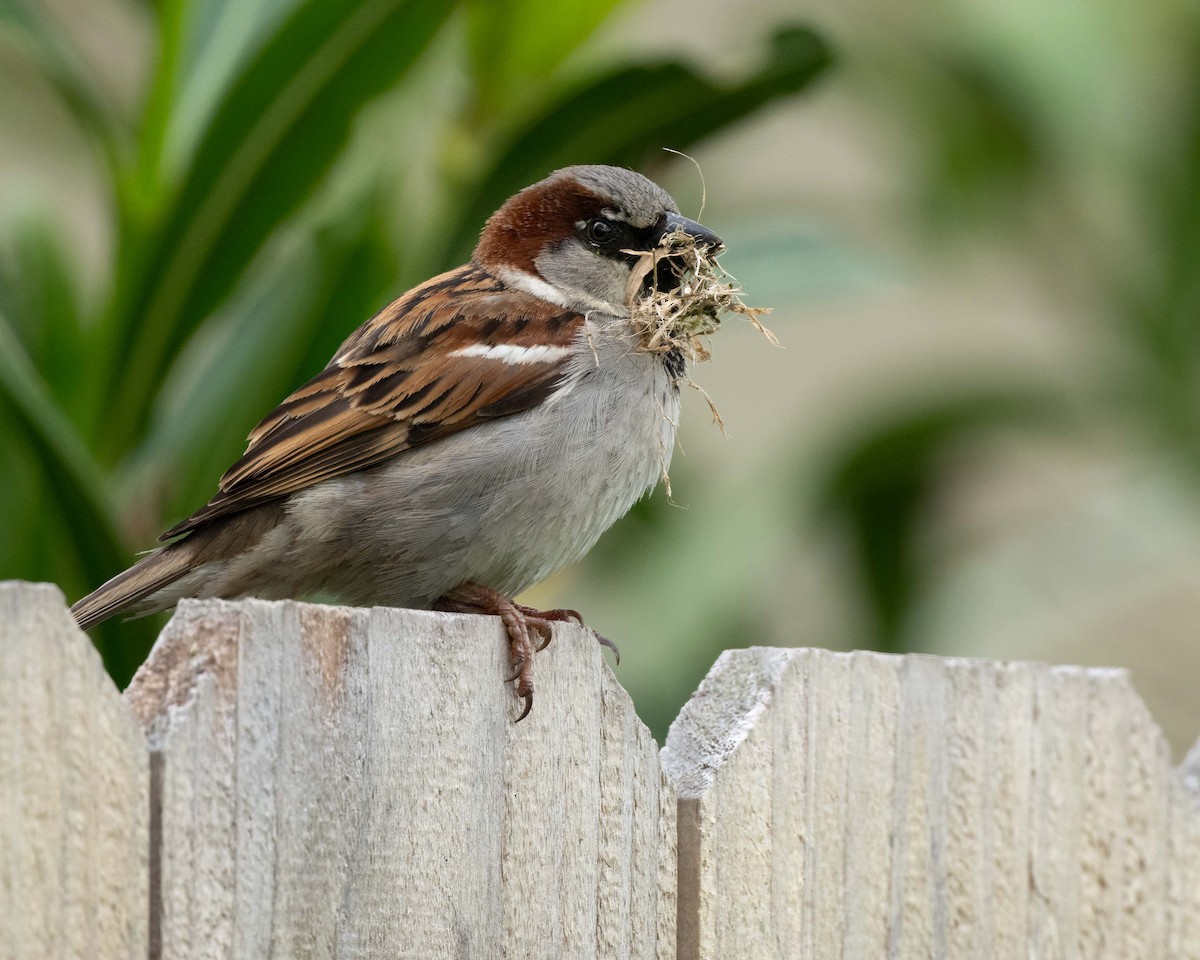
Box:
288;325;681;609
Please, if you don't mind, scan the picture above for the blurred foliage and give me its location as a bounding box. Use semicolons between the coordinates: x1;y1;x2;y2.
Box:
9;0;1200;748
0;0;831;686
811;388;1066;653
802;0;1200;664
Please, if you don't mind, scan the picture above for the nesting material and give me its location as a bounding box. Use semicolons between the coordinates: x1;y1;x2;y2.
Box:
625;227;776;429
626;227;775;364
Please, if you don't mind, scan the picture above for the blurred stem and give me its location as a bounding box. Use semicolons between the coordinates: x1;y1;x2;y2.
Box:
1128;35;1200;476
847;476;928;655
80;0;187;452
131;0;187;218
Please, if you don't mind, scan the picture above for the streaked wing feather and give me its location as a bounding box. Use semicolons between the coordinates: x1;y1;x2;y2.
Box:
160;264;582;540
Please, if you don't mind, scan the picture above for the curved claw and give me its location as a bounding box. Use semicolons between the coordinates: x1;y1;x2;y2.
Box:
515;691;533;723
505;658;526;684
529;619;554;652
595;632;621;666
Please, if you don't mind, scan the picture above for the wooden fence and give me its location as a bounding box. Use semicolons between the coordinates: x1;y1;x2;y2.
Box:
2;578;1199;959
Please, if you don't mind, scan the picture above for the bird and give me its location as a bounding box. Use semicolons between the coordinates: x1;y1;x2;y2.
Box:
72;164;723;719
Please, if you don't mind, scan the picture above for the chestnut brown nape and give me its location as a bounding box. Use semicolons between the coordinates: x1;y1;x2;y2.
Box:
474;178;606;277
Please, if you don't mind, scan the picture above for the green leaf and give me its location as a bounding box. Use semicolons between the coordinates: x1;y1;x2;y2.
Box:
917;52;1042;227
465;0;628;121
0;304;161;684
163;0;305;180
0;311;131;645
103;0;454;454
0;218;91;417
128;194;395;526
441;25;833;267
130;0;189;215
0;428;156;687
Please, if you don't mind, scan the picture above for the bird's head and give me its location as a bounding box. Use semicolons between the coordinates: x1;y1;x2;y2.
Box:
473;164;723;316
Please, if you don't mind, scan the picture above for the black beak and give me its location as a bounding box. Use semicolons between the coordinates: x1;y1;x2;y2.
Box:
657;212;724;252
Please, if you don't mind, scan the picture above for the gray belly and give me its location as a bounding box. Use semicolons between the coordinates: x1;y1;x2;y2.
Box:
282;349;679;608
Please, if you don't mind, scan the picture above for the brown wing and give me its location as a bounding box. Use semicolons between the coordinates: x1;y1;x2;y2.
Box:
160;263;583;540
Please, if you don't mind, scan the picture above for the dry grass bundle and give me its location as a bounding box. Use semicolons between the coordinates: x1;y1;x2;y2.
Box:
625;227;776;431
626;228;775;364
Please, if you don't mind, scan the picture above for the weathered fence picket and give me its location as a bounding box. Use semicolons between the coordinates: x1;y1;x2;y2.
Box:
124;598;673;959
1;579;1198;959
663;647;1200;958
0;582;148;960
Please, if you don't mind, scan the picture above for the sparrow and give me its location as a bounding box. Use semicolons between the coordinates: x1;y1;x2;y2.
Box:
72;164;723;719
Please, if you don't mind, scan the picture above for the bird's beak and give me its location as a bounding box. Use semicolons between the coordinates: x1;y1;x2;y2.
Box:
657;212;724;253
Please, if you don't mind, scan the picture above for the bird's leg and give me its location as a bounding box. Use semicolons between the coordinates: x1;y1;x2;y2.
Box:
435;582;545;721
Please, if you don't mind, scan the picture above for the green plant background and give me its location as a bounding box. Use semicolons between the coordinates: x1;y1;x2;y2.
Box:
3;0;1200;751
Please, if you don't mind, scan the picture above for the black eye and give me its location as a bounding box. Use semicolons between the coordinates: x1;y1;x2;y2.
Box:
586;218;615;244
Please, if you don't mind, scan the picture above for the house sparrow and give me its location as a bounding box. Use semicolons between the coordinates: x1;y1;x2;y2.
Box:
72;164;723;719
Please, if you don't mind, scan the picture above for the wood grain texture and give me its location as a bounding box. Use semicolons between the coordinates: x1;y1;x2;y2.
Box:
5;583;1199;960
125;597;674;960
0;581;148;960
661;647;1200;960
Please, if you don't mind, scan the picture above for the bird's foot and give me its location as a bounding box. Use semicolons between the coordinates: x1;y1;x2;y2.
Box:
513;603;621;665
434;584;618;721
435;583;547;722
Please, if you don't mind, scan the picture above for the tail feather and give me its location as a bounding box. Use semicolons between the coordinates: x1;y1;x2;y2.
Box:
71;542;199;630
71;501;286;630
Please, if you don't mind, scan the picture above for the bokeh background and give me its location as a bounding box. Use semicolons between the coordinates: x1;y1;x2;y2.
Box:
3;0;1199;751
